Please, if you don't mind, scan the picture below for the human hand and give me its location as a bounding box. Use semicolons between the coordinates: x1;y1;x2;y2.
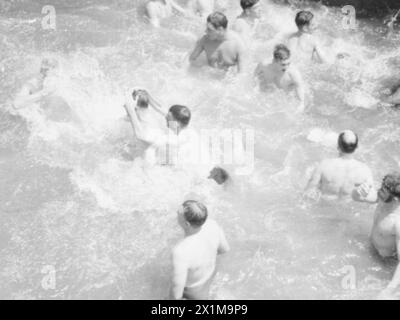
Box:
354;183;372;200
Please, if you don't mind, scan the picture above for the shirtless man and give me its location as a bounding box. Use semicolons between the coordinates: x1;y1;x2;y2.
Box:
255;44;305;112
14;58;58;109
355;173;400;299
232;0;262;43
305;130;375;201
170;200;230;300
284;11;328;64
124;89;192;165
189;12;245;72
146;0;186;27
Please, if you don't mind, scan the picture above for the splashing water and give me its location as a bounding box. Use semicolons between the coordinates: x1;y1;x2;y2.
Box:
1;0;400;299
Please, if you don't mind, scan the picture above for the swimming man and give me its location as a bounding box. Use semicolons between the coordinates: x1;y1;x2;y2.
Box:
284;11;328;63
255;44;306;112
189;12;245;72
305;130;375;201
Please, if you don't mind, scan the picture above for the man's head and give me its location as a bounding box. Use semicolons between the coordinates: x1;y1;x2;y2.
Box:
208;167;230;185
378;173;400;203
337;130;358;154
133;90;149;108
240;0;261;17
206;12;228;40
166;105;191;131
177;200;208;231
273;44;291;72
40;58;58;77
295;11;315;33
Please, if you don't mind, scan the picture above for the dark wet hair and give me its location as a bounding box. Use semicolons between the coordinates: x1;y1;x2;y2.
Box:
182;200;208;228
273;44;291;61
207;12;228;29
240;0;259;10
295;11;314;29
169;105;191;127
210;166;230;185
338;131;358;154
381;173;400;199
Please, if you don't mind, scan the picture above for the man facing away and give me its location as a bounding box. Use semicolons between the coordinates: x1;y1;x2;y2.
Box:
355;173;400;299
255;44;306;112
232;0;262;44
189;12;245;73
170;200;230;300
284;10;328;64
305;130;375;201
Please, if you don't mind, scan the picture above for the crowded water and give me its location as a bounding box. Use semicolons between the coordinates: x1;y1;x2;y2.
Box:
1;0;400;299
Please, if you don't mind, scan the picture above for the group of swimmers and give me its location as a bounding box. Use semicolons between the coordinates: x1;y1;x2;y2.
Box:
12;0;400;300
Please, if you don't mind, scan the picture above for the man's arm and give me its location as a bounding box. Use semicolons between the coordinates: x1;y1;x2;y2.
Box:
353;169;378;203
378;220;400;299
189;37;205;65
146;92;168;117
170;248;188;300
313;39;329;64
305;163;322;192
217;226;230;255
124;99;153;143
291;69;306;112
14;84;49;109
236;39;245;73
168;0;187;15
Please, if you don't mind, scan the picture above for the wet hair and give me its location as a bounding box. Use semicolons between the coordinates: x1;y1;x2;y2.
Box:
295;11;314;29
207;12;228;29
273;44;291;61
210;166;230;185
169;105;191;127
381;173;400;199
182;200;208;228
136;90;149;108
338;131;358;154
240;0;259;10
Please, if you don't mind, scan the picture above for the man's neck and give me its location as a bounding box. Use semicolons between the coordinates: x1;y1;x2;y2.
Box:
339;153;353;160
184;227;201;237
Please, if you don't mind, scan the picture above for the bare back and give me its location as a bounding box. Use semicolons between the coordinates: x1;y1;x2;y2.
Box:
174;219;227;288
318;158;373;198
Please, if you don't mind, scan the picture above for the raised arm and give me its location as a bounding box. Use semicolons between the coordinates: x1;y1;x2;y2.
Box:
189;37;205;65
123;98;152;143
170;248;188;300
147;92;168;117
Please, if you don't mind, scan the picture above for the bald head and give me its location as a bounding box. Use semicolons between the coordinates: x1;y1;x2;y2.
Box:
338;130;358;154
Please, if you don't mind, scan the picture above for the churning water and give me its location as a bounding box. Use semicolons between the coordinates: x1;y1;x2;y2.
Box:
1;0;400;299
